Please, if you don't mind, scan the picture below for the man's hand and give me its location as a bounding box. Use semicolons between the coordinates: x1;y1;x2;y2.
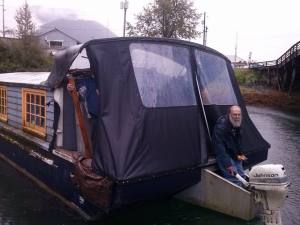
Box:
237;154;247;161
226;166;235;176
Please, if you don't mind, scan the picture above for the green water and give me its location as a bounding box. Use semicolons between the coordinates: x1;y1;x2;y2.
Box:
1;106;299;225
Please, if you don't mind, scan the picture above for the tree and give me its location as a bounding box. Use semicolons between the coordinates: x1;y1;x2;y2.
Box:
127;0;201;39
0;3;52;72
15;2;35;41
0;2;52;72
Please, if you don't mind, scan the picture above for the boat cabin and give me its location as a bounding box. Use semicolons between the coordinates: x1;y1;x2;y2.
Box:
0;37;270;219
0;72;54;148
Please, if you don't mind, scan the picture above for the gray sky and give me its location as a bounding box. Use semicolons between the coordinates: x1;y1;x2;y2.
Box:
3;0;300;61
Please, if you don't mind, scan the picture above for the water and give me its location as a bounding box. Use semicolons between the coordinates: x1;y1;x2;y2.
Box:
246;106;300;225
0;106;299;225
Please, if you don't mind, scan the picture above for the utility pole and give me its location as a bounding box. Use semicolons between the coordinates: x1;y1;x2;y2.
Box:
202;12;207;46
1;0;4;37
248;51;252;63
204;26;208;46
120;0;129;37
234;33;238;62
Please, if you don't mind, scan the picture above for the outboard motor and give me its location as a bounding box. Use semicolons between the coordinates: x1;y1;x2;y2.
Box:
236;164;289;225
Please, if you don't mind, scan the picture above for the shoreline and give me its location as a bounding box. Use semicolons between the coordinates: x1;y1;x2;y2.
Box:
240;86;300;111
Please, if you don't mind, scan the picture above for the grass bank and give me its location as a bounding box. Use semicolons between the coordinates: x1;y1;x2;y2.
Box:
240;86;300;109
234;69;300;110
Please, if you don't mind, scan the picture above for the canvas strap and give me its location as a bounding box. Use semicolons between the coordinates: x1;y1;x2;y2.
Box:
68;76;93;158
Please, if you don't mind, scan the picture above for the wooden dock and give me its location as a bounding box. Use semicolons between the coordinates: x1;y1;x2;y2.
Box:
249;41;300;93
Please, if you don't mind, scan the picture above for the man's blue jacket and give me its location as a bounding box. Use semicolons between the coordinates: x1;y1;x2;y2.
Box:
212;115;243;168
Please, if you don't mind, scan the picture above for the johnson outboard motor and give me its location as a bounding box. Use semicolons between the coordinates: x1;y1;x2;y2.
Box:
236;164;289;225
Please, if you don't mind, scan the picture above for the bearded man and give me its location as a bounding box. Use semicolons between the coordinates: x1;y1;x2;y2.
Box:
212;105;247;185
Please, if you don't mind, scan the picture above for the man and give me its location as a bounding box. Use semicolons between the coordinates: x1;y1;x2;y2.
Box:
212;105;247;185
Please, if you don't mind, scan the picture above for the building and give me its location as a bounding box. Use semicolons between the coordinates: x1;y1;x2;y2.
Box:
37;19;116;55
38;28;81;54
226;55;248;68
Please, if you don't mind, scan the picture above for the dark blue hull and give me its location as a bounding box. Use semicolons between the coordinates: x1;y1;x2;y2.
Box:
0;132;202;220
0;134;102;219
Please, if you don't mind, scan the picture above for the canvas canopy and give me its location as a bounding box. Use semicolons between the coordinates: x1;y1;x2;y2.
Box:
46;37;270;181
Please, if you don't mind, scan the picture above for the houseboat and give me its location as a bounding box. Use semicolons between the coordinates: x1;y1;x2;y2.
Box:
0;37;270;220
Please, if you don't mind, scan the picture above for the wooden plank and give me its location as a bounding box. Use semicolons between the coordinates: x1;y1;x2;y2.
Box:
46;127;54;135
46;105;54;113
7;120;22;129
7;102;19;110
68;77;92;158
46;119;54;127
288;67;296;95
46;111;54;120
7;96;18;104
7;90;21;98
46;134;54;143
7;107;21;117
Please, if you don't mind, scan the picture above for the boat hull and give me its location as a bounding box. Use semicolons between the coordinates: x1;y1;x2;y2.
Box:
0;133;202;220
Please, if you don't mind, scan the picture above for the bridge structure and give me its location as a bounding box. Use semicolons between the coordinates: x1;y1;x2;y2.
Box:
249;41;300;93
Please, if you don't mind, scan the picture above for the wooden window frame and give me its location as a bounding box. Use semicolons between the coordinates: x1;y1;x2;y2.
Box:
22;88;46;138
0;85;7;122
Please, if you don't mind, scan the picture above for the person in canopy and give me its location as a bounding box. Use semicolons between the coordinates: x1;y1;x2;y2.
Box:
212;105;247;185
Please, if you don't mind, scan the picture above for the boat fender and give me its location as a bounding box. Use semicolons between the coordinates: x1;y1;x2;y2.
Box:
47;99;61;152
72;154;114;208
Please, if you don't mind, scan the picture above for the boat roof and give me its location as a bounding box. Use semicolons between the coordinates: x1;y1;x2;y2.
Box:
47;37;230;88
0;72;50;89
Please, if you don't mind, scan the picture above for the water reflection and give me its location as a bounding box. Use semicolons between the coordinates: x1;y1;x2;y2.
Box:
247;106;300;225
0;106;299;225
0;161;83;225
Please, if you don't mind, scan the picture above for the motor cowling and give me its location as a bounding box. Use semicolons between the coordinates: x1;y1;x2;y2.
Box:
248;164;289;225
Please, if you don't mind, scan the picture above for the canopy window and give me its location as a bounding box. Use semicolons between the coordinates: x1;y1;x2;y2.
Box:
130;43;197;108
195;50;238;105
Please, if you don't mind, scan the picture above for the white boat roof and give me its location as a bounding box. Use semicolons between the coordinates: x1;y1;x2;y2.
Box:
0;72;50;85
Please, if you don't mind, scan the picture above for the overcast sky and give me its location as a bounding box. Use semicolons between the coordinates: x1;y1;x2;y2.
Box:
3;0;300;61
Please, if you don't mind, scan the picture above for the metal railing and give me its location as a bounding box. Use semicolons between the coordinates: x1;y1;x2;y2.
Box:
276;41;300;66
249;60;276;69
249;41;300;69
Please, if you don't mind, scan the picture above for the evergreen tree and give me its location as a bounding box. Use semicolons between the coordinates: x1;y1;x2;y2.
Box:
0;2;52;72
12;2;52;71
15;2;35;42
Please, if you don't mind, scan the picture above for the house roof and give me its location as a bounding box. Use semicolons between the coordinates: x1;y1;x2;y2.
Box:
0;72;50;86
37;19;116;43
37;28;81;44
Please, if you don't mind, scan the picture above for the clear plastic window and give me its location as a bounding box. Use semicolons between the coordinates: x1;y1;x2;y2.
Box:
70;48;90;70
195;50;237;105
130;43;196;107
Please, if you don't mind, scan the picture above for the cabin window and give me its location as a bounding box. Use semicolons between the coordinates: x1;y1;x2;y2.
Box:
195;50;238;105
22;88;46;137
130;43;196;107
0;86;7;121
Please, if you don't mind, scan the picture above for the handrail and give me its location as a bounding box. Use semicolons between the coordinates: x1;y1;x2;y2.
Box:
249;60;276;69
249;41;300;69
276;41;300;66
